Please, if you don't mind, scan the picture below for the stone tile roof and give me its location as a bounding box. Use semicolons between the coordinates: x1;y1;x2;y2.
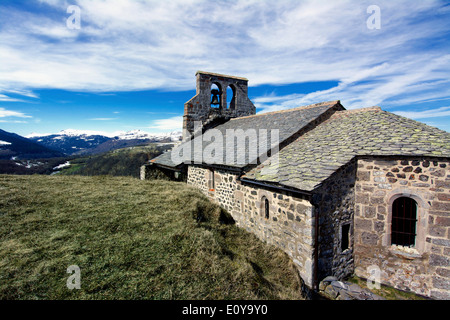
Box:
151;100;342;168
149;146;180;168
243;107;450;191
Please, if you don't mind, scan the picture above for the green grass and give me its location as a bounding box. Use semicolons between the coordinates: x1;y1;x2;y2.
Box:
0;175;303;300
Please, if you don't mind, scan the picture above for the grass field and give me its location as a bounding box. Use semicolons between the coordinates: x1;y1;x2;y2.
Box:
0;175;303;300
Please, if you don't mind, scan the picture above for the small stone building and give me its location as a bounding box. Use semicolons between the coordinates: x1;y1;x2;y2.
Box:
144;71;450;299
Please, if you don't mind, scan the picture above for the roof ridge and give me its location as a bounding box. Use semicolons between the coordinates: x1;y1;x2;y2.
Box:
231;100;341;120
196;71;248;81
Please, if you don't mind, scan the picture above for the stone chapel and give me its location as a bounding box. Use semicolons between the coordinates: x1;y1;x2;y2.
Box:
142;71;450;299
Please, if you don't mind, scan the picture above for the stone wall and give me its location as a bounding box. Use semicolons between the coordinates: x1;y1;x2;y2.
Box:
354;157;450;299
140;164;185;181
185;156;450;299
313;159;357;282
187;165;316;288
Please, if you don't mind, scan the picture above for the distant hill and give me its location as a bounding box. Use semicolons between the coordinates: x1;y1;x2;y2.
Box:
28;132;110;155
27;129;182;156
59;144;173;178
0;129;64;160
0;142;171;176
74;138;169;156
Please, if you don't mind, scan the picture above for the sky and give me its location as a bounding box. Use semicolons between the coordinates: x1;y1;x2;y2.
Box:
0;0;449;137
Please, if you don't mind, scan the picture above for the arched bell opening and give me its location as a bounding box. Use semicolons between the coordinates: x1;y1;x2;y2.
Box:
210;83;222;108
226;85;236;110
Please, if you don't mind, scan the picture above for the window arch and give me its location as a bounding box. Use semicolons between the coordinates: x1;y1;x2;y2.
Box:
210;83;222;108
226;85;236;110
391;197;417;247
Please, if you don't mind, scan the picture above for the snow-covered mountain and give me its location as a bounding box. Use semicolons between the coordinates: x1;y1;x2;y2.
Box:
27;131;111;155
111;129;182;141
0;129;65;159
27;129;182;140
26;129;110;139
27;129;182;155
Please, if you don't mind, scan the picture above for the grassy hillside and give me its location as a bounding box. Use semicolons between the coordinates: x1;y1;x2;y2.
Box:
60;144;172;178
0;144;170;176
0;175;303;300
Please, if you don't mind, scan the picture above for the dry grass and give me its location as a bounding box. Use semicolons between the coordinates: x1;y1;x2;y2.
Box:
0;175;303;300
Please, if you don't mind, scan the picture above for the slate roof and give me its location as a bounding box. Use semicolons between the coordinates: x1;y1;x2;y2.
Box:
151;100;343;168
242;107;450;191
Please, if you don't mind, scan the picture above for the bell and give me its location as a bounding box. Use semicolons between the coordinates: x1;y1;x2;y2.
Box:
211;89;220;105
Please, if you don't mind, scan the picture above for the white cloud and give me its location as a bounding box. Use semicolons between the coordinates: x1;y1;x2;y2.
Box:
0;94;23;102
392;106;450;119
148;116;183;131
87;118;118;121
0;120;29;124
0;107;32;118
0;0;448;113
254;53;450;113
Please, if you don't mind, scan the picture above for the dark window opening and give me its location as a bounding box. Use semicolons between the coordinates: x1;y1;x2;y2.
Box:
264;198;270;219
341;223;350;251
391;197;417;247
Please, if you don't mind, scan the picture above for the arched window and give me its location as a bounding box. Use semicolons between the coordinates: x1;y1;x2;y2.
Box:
210;83;221;108
226;85;236;110
391;197;417;247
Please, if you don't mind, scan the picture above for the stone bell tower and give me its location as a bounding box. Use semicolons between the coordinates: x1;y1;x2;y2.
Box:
183;71;256;140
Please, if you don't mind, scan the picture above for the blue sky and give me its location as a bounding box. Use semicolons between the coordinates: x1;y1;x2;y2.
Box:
0;0;449;137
